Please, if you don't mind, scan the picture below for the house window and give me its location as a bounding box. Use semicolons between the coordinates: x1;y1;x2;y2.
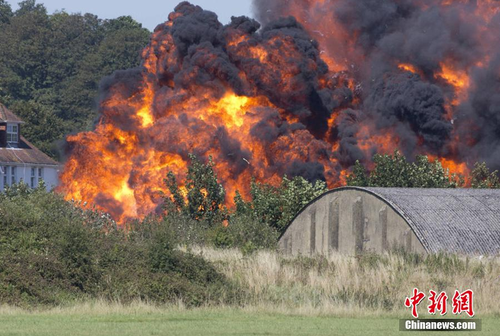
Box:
7;124;18;146
1;166;6;189
38;167;43;183
31;168;36;188
11;166;16;185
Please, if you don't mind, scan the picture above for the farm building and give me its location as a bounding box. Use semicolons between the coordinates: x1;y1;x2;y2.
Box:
0;104;59;191
279;187;500;256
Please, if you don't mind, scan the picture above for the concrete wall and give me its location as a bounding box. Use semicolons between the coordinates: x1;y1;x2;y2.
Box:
279;189;426;256
0;164;59;191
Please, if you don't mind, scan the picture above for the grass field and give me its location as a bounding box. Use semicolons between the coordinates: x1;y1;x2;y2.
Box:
2;248;499;335
0;304;498;336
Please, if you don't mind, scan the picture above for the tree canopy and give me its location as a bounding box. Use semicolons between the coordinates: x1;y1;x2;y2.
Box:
0;0;150;158
347;151;500;189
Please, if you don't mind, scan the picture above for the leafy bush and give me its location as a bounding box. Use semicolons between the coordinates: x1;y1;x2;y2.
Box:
0;184;107;305
224;214;279;252
240;176;328;233
0;184;238;307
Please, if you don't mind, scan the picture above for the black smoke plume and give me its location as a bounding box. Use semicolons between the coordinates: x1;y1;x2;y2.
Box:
254;0;500;170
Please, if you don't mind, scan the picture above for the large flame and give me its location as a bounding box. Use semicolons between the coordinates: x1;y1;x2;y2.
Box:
59;1;500;223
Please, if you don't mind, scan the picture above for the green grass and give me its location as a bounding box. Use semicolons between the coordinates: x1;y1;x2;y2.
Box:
0;307;497;336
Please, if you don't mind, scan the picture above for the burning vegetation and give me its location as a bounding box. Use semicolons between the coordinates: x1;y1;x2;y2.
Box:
59;0;500;223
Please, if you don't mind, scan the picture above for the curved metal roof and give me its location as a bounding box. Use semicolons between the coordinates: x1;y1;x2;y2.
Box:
283;187;500;255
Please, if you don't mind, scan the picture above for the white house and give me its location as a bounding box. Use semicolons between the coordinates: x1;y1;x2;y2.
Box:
0;104;59;190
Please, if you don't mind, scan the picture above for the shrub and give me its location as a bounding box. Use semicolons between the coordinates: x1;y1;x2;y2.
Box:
0;185;239;307
163;211;211;246
146;222;238;305
211;226;234;249
243;176;327;233
224;214;279;251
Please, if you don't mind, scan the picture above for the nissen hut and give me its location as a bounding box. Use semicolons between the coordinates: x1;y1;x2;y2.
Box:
279;187;500;256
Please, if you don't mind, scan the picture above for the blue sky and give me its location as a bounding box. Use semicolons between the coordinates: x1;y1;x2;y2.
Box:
6;0;254;30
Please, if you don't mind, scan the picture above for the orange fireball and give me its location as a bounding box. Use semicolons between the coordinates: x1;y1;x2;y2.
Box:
59;1;500;223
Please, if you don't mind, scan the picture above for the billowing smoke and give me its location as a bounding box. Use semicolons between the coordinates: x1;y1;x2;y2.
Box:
59;1;500;222
254;0;500;168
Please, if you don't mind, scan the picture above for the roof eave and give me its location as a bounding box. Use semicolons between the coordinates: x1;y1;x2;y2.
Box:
0;161;60;167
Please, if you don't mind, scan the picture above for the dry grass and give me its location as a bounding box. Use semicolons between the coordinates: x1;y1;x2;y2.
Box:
185;246;500;316
2;248;499;318
0;299;186;316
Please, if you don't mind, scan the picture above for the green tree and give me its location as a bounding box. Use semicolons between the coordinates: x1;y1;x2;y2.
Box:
346;160;369;187
9;100;64;154
14;0;46;16
471;162;500;188
347;151;462;188
164;154;226;224
0;2;150;158
0;0;12;23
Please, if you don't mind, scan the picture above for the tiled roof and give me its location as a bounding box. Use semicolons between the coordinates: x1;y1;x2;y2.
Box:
0;104;24;123
362;188;500;255
0;136;59;166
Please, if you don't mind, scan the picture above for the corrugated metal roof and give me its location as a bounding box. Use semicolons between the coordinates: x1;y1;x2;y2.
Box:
0;104;24;123
0;136;59;166
362;188;500;255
